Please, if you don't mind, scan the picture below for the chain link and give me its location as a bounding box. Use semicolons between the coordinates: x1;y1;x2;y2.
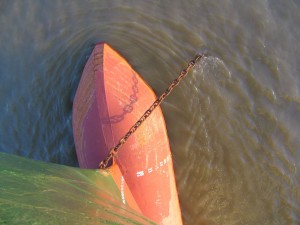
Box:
99;53;204;169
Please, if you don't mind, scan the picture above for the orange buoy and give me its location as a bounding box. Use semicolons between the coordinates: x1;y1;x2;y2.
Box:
72;43;183;224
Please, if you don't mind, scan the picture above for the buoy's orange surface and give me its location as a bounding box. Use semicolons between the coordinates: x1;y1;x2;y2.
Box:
72;43;183;224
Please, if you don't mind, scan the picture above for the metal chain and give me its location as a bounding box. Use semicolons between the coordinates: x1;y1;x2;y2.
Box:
99;53;204;169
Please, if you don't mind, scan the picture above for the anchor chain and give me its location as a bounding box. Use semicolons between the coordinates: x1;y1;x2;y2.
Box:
99;53;204;169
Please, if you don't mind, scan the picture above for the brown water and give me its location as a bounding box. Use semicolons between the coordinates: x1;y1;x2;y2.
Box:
0;0;299;224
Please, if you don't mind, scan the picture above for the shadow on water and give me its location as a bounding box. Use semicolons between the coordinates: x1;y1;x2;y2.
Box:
2;40;95;166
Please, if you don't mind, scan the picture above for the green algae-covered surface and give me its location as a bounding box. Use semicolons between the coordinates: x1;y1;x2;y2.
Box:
0;153;154;225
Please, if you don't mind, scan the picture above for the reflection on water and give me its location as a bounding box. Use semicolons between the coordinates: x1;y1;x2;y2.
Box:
0;152;155;225
0;0;299;224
